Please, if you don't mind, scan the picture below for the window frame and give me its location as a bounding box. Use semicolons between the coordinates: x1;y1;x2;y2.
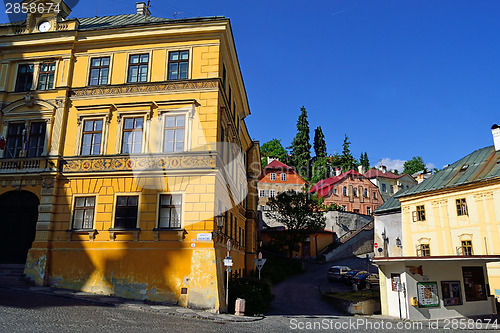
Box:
269;190;276;198
4;122;26;158
120;115;145;154
270;173;276;181
461;240;473;256
456;198;468;216
71;195;97;230
27;121;47;157
281;173;287;181
15;63;34;92
112;194;140;230
88;56;111;86
37;61;56;90
416;205;426;221
156;193;183;229
127;53;150;83
80;118;105;156
417;243;431;257
75;114;109;156
167;50;190;81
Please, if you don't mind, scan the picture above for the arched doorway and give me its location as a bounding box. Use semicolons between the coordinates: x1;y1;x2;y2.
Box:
0;190;39;264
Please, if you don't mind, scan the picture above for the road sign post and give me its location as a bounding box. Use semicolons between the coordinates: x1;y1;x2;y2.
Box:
253;252;266;280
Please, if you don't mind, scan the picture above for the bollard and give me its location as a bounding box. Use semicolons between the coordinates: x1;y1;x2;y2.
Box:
235;298;246;316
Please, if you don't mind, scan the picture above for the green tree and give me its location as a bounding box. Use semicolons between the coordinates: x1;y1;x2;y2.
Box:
311;157;330;183
313;126;327;159
266;190;326;258
260;138;288;168
340;134;357;172
289;106;311;179
392;169;399;175
359;152;370;172
403;156;427;175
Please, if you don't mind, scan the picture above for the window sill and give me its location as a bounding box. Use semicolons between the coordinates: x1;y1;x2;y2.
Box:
108;228;140;241
152;228;186;242
66;228;98;241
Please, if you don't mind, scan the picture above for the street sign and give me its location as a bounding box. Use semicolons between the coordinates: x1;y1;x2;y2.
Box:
223;256;233;267
253;258;266;270
258;252;262;259
374;242;378;249
227;239;231;252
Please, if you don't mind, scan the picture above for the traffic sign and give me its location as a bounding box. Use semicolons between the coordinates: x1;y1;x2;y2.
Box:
223;256;233;267
374;242;378;249
253;258;266;270
227;239;231;252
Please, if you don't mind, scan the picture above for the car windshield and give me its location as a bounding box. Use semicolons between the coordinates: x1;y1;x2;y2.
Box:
329;268;340;274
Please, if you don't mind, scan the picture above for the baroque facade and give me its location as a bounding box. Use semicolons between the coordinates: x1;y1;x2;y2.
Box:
0;0;260;311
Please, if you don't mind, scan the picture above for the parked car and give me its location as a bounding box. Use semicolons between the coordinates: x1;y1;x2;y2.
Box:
353;273;379;289
343;270;368;284
327;265;351;282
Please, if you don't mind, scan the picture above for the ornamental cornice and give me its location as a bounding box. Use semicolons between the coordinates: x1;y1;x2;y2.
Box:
70;79;219;98
62;153;216;173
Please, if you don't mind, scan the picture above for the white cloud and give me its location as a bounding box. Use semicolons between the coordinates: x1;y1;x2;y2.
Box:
376;158;406;172
375;158;437;173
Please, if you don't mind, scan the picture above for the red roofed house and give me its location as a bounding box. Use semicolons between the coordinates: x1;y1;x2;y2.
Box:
257;159;307;211
309;169;384;215
364;166;417;202
258;159;336;259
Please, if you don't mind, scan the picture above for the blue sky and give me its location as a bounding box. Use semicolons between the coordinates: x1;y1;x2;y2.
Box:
2;0;499;172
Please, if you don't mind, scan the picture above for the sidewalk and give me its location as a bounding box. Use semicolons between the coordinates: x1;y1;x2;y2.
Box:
0;283;264;323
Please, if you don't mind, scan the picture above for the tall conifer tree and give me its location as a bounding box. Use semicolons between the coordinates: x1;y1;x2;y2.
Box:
313;126;327;159
340;134;357;172
289;106;311;179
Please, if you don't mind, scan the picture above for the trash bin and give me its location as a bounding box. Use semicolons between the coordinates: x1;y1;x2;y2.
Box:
235;298;245;316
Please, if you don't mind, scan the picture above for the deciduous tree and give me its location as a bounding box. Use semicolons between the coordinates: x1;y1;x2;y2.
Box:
260;138;288;168
403;156;427;175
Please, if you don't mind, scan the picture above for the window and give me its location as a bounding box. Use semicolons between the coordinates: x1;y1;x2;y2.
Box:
461;240;473;256
353;188;358;197
382;183;386;192
163;115;185;152
114;196;139;229
222;64;227;91
341;205;347;211
373;191;377;199
334;188;338;195
281;173;287;181
15;64;34;92
462;267;487;301
121;117;143;154
89;57;110;86
228;85;232;110
27;121;46;157
456;198;468;216
353;209;359;214
81;119;103;155
270;173;276;181
158;194;182;229
414;205;426;221
343;187;347;196
269;190;276;198
230;212;233;239
127;54;149;83
37;62;56;90
364;189;368;197
367;207;371;215
168;50;189;80
417;243;430;257
5;123;25;158
259;190;266;197
72;196;95;229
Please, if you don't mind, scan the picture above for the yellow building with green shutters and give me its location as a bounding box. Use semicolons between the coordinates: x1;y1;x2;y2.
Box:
0;0;260;311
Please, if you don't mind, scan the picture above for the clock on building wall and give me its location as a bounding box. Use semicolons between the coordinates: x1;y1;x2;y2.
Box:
38;21;52;32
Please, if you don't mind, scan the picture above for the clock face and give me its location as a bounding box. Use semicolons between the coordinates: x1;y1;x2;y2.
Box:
38;21;51;32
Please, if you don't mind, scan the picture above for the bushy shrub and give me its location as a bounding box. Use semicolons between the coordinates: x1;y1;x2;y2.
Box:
228;276;274;315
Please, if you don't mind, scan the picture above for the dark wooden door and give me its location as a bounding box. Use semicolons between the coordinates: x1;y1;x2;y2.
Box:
0;191;39;263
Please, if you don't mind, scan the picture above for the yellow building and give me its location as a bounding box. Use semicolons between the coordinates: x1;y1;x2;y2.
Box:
374;126;500;320
0;0;261;311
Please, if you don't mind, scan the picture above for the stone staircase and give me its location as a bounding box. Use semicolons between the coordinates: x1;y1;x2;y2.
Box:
0;264;31;287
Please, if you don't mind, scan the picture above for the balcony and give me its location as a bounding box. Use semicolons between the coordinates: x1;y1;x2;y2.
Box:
0;157;53;173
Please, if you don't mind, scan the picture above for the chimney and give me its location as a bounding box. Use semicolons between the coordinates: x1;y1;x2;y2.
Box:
136;2;151;16
492;124;500;151
335;168;341;176
358;165;365;174
267;157;278;164
379;165;387;173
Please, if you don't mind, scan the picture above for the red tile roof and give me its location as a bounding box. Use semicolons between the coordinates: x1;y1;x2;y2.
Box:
263;159;293;171
364;169;408;179
309;170;364;197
